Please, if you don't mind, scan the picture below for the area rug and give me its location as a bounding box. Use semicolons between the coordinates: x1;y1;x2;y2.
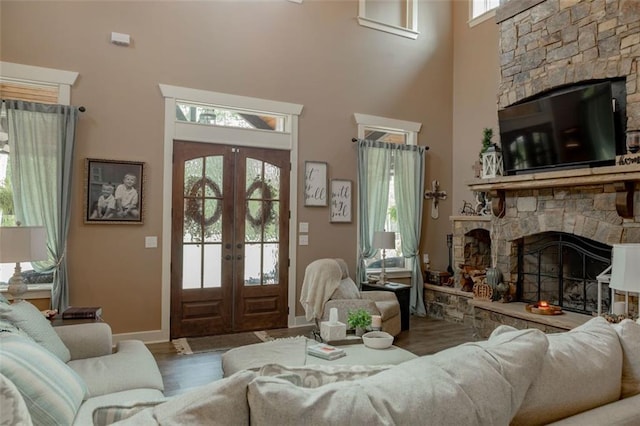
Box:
172;330;273;355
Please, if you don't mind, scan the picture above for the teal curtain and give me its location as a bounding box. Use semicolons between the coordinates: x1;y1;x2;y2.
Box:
5;100;79;312
356;139;391;284
394;144;427;316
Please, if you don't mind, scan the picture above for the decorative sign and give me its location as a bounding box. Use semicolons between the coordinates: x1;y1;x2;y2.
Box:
616;153;640;166
304;161;328;206
330;179;352;223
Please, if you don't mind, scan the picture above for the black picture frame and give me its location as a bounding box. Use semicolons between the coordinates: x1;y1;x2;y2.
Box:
84;158;145;224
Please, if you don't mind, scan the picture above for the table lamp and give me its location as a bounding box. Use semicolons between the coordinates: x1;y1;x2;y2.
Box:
0;225;48;300
373;231;395;285
609;243;640;317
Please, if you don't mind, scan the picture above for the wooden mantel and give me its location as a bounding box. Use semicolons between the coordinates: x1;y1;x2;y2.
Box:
467;164;640;219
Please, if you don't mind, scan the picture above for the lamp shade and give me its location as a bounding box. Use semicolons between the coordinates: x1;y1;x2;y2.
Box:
0;226;48;263
609;243;640;292
373;231;395;250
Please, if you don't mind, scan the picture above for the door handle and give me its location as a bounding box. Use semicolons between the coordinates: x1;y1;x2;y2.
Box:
236;255;242;260
236;243;243;249
225;255;232;260
225;243;232;249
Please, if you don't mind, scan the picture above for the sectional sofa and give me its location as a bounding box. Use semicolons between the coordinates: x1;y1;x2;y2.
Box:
2;295;640;425
91;317;640;424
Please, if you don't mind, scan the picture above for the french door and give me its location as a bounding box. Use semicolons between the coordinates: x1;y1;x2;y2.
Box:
171;140;290;338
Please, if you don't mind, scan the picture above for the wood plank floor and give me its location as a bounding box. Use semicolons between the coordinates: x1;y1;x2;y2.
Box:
147;316;478;397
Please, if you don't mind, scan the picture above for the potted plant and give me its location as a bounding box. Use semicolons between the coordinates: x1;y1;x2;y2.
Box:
347;308;372;337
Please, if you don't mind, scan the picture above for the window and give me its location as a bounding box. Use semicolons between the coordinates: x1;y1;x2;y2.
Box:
358;0;419;40
470;0;499;26
0;61;77;286
354;113;421;278
176;101;286;132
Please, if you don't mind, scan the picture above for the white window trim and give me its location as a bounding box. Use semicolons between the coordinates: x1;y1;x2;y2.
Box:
158;84;304;341
354;113;421;144
357;0;419;40
0;61;78;105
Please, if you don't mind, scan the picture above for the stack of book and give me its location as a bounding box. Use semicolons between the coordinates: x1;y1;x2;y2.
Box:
307;343;346;360
62;306;102;320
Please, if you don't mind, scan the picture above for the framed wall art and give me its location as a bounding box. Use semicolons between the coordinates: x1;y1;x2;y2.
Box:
330;179;352;223
304;161;328;206
84;158;145;224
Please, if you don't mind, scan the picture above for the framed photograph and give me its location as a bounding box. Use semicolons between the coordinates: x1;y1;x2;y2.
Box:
304;161;328;206
330;179;352;223
84;158;145;224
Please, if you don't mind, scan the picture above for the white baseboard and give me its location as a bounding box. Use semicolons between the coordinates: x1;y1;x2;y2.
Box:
113;329;169;345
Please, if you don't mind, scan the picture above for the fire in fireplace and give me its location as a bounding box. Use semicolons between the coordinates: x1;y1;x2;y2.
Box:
516;232;611;315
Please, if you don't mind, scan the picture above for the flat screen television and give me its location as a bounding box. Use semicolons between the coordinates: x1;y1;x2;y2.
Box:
498;81;626;175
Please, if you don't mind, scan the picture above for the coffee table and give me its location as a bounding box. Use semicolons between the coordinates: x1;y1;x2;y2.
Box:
221;336;417;377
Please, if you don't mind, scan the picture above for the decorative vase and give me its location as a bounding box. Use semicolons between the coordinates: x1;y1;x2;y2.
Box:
355;327;366;337
486;267;502;287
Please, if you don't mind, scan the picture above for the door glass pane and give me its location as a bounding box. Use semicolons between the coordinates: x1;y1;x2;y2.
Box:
205;156;223;196
244;243;262;286
246;158;262;190
182;244;201;289
263;243;279;285
264;201;279;242
264;162;281;199
183;199;202;243
184;158;203;195
246;199;264;241
203;198;222;243
203;244;222;288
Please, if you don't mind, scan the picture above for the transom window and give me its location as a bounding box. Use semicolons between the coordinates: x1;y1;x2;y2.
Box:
470;0;499;25
176;101;286;133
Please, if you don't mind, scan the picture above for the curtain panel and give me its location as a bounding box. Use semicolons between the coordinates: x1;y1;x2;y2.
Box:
357;139;426;315
5;99;79;311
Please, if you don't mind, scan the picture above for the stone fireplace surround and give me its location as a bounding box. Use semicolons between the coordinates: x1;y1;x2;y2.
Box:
425;0;640;336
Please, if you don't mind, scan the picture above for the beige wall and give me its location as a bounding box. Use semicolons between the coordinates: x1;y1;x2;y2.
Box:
0;1;455;335
451;3;500;215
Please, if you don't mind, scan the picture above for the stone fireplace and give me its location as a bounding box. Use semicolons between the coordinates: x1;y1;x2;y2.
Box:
426;0;640;335
482;0;640;315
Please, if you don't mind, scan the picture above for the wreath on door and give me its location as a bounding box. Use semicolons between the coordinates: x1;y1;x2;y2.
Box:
185;177;223;227
245;179;275;229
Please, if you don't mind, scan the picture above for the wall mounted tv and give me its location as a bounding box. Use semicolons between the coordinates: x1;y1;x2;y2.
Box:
498;80;626;175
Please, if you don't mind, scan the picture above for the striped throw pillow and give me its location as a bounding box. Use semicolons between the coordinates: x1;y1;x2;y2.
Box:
0;334;88;425
0;300;71;362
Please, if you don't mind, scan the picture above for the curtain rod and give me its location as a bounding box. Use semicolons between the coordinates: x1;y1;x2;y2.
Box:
351;137;429;150
1;99;85;112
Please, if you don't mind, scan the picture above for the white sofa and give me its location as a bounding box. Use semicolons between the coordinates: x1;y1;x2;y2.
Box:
107;316;640;425
0;299;165;425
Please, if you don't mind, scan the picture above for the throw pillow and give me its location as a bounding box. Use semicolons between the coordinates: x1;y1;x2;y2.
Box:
258;363;392;388
0;334;88;425
512;316;623;425
248;327;549;425
612;319;640;398
0;300;71;362
0;372;33;426
115;370;258;425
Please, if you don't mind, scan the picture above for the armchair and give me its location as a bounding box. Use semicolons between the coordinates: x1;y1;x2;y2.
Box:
300;258;401;336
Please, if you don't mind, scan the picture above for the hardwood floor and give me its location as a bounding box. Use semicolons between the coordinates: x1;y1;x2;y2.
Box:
146;316;478;397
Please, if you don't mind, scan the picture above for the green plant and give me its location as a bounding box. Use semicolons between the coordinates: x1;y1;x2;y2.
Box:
347;308;372;329
480;128;493;159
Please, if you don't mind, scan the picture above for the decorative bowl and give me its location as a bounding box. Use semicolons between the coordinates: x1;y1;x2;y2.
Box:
362;331;393;349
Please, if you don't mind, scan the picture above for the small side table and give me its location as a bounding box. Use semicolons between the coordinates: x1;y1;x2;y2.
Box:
361;282;411;331
50;316;103;327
